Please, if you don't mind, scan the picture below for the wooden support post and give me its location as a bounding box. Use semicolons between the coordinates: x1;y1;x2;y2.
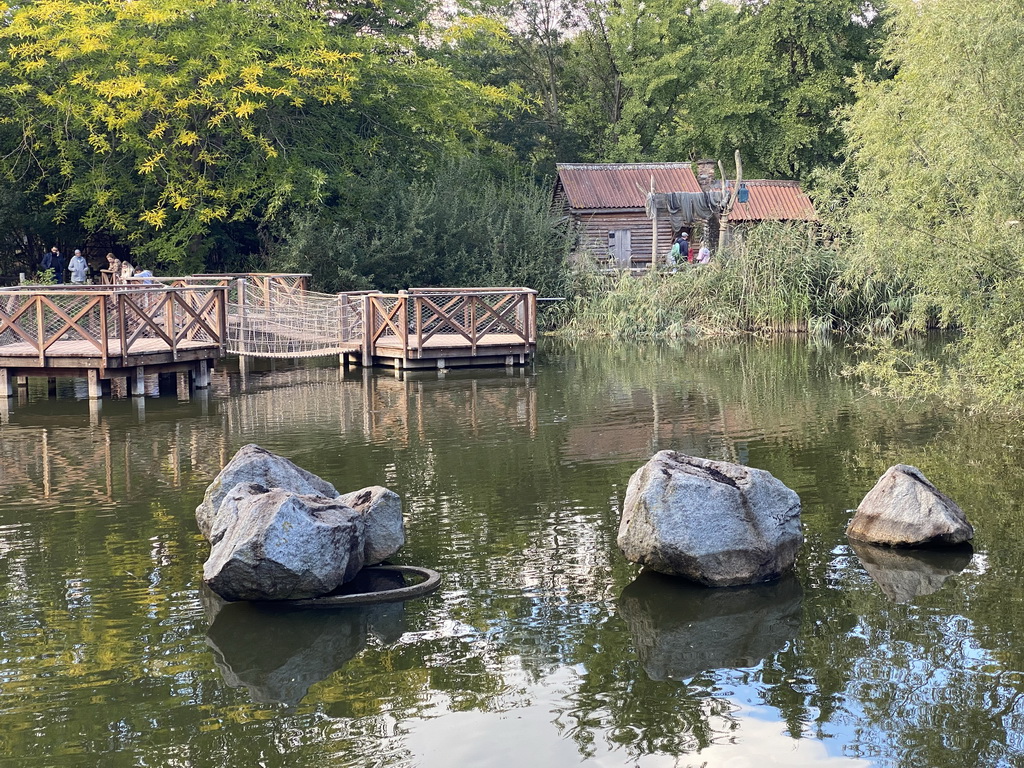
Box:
132;366;146;397
193;360;210;389
0;369;12;398
15;376;28;388
361;294;372;367
47;377;57;398
650;175;658;268
87;369;102;400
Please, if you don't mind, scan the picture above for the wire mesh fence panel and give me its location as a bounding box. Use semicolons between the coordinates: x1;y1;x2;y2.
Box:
40;294;106;351
0;293;38;349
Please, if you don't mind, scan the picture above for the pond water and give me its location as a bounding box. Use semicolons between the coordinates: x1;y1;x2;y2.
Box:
1;339;1023;767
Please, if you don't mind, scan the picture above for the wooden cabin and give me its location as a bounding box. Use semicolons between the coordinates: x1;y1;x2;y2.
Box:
554;163;702;269
554;164;819;269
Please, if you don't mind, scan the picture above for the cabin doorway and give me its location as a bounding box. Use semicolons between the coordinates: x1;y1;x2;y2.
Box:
608;229;632;268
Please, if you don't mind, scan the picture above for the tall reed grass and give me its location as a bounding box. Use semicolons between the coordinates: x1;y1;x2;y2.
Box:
559;224;912;339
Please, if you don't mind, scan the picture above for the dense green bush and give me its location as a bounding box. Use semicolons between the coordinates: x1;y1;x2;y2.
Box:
270;157;573;299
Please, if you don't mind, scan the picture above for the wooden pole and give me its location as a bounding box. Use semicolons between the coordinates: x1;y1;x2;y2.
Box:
193;360;210;389
361;294;372;367
132;366;146;397
650;175;658;267
719;150;744;251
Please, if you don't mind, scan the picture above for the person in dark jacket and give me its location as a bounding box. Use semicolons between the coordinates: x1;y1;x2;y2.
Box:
674;232;691;263
42;246;65;282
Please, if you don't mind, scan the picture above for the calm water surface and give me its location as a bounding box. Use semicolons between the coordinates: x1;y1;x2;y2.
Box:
1;339;1022;767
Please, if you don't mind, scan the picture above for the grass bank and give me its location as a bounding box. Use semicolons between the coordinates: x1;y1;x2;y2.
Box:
557;224;912;339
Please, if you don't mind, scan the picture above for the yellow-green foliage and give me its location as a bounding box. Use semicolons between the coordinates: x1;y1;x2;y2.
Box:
843;0;1024;407
0;0;518;266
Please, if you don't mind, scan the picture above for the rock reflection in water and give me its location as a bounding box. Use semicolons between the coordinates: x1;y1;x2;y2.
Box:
850;540;973;604
618;570;803;682
202;569;408;706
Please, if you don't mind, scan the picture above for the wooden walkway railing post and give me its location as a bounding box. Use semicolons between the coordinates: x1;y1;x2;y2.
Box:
398;290;409;363
35;297;44;365
361;294;373;367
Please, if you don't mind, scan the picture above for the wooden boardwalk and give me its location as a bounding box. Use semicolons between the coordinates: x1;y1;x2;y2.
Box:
358;288;536;370
0;283;226;397
0;276;537;398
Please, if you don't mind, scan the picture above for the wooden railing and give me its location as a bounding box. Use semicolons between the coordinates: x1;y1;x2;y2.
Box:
364;288;537;360
115;272;310;308
0;284;227;366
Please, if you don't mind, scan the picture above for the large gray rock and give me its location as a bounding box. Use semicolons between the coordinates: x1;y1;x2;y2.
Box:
619;570;802;681
846;464;974;547
196;444;339;540
203;483;365;601
338;486;405;565
617;451;802;587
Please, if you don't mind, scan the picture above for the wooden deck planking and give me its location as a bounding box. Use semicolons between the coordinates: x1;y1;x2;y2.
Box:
0;337;219;358
373;333;530;352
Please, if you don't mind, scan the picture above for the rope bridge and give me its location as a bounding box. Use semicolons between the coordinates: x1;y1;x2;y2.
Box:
227;282;366;359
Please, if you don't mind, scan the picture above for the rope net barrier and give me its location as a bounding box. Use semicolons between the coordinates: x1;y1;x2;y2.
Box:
227;283;362;358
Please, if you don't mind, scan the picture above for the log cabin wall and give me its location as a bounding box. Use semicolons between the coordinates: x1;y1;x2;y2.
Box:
575;210;680;264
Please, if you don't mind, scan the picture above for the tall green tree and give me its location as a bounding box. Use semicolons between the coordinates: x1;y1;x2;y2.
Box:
0;0;514;269
568;0;883;178
844;0;1024;405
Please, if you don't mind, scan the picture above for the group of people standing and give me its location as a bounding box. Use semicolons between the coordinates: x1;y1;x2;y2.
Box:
39;248;152;285
667;232;711;267
39;246;89;284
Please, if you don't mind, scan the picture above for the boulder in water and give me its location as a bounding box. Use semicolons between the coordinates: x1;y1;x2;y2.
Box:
617;451;802;586
196;444;339;540
338;486;405;565
203;483;365;601
846;464;973;547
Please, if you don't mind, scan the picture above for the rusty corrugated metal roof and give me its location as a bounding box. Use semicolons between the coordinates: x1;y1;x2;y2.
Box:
727;180;817;222
556;163;702;210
